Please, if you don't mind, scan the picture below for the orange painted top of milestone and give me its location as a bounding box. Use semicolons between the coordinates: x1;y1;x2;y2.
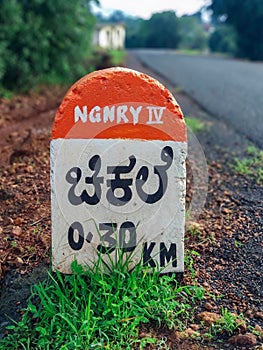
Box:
51;67;186;142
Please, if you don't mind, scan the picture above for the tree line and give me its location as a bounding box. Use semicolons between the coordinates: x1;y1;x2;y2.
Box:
0;0;262;94
100;10;208;52
103;0;263;61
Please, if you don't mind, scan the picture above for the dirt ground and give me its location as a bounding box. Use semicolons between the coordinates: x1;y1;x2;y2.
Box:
0;56;262;349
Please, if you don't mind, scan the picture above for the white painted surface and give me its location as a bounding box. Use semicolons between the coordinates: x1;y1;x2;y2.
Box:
51;138;186;273
93;24;126;49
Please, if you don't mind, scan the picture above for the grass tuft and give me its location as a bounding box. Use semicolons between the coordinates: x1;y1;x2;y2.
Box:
1;249;204;349
232;145;263;184
210;308;245;336
108;50;126;66
185;117;208;133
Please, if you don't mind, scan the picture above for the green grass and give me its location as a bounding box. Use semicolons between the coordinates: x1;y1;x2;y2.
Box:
173;86;183;94
1;245;250;349
1;249;204;350
184;249;200;279
185;117;208;133
210;308;245;336
188;223;203;238
232;145;263;184
0;86;14;99
108;50;126;66
177;49;204;56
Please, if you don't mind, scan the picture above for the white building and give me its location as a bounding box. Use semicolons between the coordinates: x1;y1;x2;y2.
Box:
93;23;126;50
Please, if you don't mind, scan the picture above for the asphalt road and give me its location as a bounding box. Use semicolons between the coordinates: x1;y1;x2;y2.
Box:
131;49;263;148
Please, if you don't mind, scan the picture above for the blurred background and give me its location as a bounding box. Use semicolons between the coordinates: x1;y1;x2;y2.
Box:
0;0;262;95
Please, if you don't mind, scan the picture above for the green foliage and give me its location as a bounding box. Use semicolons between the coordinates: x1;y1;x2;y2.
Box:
185;249;200;279
0;86;13;99
108;50;126;66
232;145;263;184
105;11;207;51
99;9;127;24
210;308;245;336
185;117;208;133
209;24;237;55
178;15;208;51
84;47;126;72
188;223;203;239
126;11;180;49
0;0;96;92
209;0;263;60
125;17;144;48
142;11;181;48
0;251;204;349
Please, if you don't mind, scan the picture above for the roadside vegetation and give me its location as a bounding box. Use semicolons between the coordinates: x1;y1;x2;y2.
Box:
0;1;262;348
232;145;263;185
102;10;208;52
1;0;262;95
209;24;237;57
209;0;263;61
185;116;209;133
0;247;251;349
86;47;126;72
101;0;263;61
0;0;97;93
108;50;127;66
0;247;202;349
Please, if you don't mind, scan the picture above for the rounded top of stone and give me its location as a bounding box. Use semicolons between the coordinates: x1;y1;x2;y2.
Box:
52;67;186;141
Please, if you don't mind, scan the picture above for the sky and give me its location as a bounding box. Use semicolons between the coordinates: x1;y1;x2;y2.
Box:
92;0;210;19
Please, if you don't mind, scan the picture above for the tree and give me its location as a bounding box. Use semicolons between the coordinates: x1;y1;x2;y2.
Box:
125;17;144;48
107;10;127;23
96;10;127;24
209;24;237;55
178;15;208;51
209;0;263;60
142;11;181;48
0;0;96;91
124;11;181;49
